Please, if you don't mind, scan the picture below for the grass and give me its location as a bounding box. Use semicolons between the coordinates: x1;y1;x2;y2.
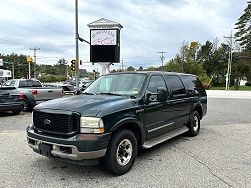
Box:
208;86;251;90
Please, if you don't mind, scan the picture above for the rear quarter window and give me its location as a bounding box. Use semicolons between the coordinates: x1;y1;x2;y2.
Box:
182;75;196;91
182;75;205;94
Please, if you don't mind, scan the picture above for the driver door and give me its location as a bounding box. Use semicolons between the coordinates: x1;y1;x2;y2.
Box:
140;75;174;140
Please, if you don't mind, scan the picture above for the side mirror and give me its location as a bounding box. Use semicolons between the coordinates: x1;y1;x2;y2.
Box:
144;87;168;104
157;87;167;102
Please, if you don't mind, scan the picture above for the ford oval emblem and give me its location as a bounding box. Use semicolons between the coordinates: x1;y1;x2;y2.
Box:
44;119;51;125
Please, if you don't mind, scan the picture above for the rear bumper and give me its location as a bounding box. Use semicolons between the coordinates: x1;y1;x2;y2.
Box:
27;125;111;161
0;103;23;111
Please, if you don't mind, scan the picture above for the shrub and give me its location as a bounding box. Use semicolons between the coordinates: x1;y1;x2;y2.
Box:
245;81;251;86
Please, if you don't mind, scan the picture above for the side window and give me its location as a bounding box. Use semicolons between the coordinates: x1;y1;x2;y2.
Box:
147;76;167;93
3;80;11;86
147;76;167;101
165;75;186;96
182;75;196;92
10;80;16;87
195;78;205;92
32;80;42;87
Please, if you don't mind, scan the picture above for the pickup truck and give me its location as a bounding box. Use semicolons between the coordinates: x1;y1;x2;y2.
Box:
4;79;62;110
27;71;207;175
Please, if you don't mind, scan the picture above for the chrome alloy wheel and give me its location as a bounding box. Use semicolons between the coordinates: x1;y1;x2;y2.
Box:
116;139;133;166
193;115;199;131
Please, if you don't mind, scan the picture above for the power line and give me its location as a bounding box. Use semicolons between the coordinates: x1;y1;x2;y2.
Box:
0;38;28;46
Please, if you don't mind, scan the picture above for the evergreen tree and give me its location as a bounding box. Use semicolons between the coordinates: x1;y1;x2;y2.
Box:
235;1;251;49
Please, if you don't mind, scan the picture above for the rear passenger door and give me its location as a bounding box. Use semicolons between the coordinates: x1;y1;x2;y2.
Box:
164;75;190;128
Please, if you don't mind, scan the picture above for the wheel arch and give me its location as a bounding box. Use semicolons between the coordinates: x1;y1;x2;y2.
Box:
110;118;145;147
193;103;203;119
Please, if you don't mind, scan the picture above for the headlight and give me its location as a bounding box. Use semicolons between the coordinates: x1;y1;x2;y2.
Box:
80;117;104;134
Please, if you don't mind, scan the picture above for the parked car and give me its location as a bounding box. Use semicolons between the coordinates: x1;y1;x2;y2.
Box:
0;86;24;114
27;72;207;175
44;83;80;96
3;79;63;107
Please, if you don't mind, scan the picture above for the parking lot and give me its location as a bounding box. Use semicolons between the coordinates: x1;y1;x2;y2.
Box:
0;93;251;188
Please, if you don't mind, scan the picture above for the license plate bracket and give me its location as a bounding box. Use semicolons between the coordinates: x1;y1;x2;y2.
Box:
39;143;52;156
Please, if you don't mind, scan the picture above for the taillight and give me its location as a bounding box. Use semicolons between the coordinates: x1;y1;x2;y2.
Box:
19;94;24;100
31;90;38;95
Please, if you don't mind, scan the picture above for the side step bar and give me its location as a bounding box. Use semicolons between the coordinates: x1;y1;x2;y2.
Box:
142;127;189;149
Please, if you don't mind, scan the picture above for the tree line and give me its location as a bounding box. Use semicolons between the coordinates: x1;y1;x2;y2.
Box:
0;55;93;82
119;1;251;87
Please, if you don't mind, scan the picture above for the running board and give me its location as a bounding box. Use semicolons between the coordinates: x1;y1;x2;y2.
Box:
142;127;189;149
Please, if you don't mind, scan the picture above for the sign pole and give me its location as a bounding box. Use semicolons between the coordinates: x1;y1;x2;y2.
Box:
75;0;79;87
29;63;31;79
26;57;33;79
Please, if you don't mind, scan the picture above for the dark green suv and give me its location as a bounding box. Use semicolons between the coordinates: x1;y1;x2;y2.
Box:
27;71;207;175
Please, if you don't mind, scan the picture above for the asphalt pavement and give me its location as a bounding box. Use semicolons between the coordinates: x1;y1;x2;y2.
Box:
0;91;250;188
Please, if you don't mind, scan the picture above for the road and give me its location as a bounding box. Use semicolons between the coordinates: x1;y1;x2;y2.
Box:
0;94;250;188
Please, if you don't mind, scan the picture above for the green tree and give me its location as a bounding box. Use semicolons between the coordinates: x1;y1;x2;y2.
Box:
0;53;31;78
138;67;144;71
234;1;251;83
127;66;135;71
235;1;251;49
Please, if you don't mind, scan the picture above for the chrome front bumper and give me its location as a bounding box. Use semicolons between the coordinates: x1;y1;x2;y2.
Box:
27;136;107;161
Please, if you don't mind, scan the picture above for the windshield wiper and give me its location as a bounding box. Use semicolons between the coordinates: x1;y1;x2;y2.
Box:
99;92;123;96
82;92;95;95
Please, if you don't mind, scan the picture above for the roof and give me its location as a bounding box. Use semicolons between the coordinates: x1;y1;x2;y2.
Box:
108;71;195;76
87;18;123;30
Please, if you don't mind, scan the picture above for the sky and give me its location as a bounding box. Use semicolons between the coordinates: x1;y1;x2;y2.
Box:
0;0;248;72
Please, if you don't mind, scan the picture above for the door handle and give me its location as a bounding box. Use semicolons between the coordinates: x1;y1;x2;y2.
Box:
48;90;53;93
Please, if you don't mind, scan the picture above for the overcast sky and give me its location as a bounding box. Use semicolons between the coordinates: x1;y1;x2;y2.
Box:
0;0;247;71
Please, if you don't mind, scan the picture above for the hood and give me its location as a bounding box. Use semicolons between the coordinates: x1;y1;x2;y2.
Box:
35;95;133;117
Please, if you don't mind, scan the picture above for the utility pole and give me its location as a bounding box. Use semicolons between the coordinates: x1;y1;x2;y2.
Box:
30;48;40;79
158;51;166;66
224;32;234;90
75;0;80;87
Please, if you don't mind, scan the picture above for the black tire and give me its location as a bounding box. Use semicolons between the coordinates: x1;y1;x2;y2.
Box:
23;99;32;112
187;111;200;137
103;129;137;175
12;110;21;115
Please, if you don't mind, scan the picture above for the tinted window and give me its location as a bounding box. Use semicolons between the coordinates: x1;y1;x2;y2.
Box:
195;78;204;91
19;80;42;87
147;76;167;101
147;75;167;93
182;75;196;91
165;75;186;96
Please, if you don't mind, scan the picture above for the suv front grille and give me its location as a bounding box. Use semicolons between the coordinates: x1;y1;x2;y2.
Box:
33;111;79;135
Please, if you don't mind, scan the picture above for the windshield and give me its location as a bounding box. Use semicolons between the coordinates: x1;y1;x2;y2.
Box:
85;73;146;96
